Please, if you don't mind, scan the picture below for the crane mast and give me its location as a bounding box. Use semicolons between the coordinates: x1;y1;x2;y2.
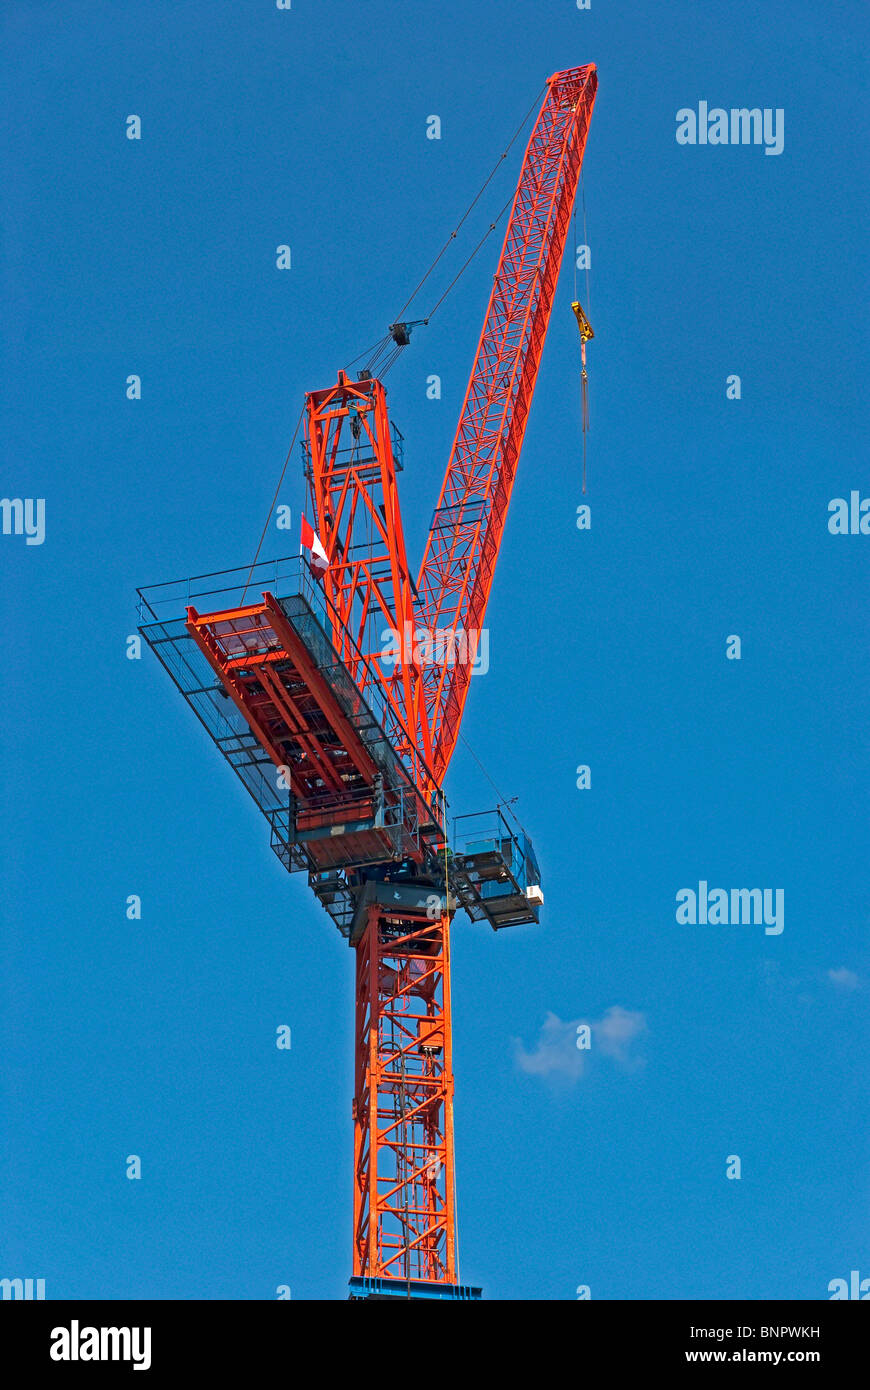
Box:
137;64;597;1302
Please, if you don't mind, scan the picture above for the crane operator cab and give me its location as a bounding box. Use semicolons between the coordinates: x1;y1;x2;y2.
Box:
449;807;544;930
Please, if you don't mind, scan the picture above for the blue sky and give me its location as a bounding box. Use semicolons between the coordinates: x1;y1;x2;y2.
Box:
2;0;867;1300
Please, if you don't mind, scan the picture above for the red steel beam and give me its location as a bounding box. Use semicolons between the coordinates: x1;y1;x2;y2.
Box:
415;65;597;781
352;906;456;1285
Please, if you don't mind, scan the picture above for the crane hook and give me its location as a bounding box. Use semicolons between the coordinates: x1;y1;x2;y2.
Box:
571;301;594;493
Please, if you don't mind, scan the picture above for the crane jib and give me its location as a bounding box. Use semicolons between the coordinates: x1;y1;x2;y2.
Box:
416;65;597;781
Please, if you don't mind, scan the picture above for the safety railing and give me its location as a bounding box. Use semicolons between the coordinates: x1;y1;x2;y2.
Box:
138;554;446;839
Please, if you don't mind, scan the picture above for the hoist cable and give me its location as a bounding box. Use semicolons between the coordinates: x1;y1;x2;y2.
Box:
457;730;531;843
392;84;547;325
580;168;591;314
422;189;515;324
240;401;306;605
345;332;392;372
345;84;547;375
581;365;589;495
579;170;592;493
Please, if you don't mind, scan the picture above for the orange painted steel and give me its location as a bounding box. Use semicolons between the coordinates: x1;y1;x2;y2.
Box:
310;67;596;1293
156;68;597;1296
304;372;435;798
416;65;597;781
186;593;379;797
353;905;457;1285
184;594;418;870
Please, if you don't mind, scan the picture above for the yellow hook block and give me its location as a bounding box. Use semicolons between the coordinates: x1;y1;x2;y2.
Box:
571;301;594;342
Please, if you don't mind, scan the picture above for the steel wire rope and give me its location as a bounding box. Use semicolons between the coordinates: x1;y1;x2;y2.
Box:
392;83;546;324
240;401;306;605
344;84;547;378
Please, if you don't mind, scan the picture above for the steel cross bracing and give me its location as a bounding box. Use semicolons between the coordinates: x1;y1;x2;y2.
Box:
353;906;456;1284
300;66;596;1294
415;65;597;781
304;67;598;803
304;373;436;798
141;65;596;1302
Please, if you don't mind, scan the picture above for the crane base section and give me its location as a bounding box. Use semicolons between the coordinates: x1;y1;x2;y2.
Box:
348;1276;482;1301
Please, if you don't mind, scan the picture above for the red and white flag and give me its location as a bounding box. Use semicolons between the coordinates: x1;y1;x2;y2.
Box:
300;514;329;576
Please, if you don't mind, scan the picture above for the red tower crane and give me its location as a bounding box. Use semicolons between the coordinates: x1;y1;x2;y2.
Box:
138;64;597;1300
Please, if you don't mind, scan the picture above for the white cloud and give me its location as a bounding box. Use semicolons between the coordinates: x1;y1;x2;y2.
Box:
827;967;860;992
514;1006;647;1083
593;1005;648;1064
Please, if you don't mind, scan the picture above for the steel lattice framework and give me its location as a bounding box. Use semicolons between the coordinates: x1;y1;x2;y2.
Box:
312;66;597;1290
304;374;435;796
141;65;597;1301
416;65;597;781
353;906;456;1284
